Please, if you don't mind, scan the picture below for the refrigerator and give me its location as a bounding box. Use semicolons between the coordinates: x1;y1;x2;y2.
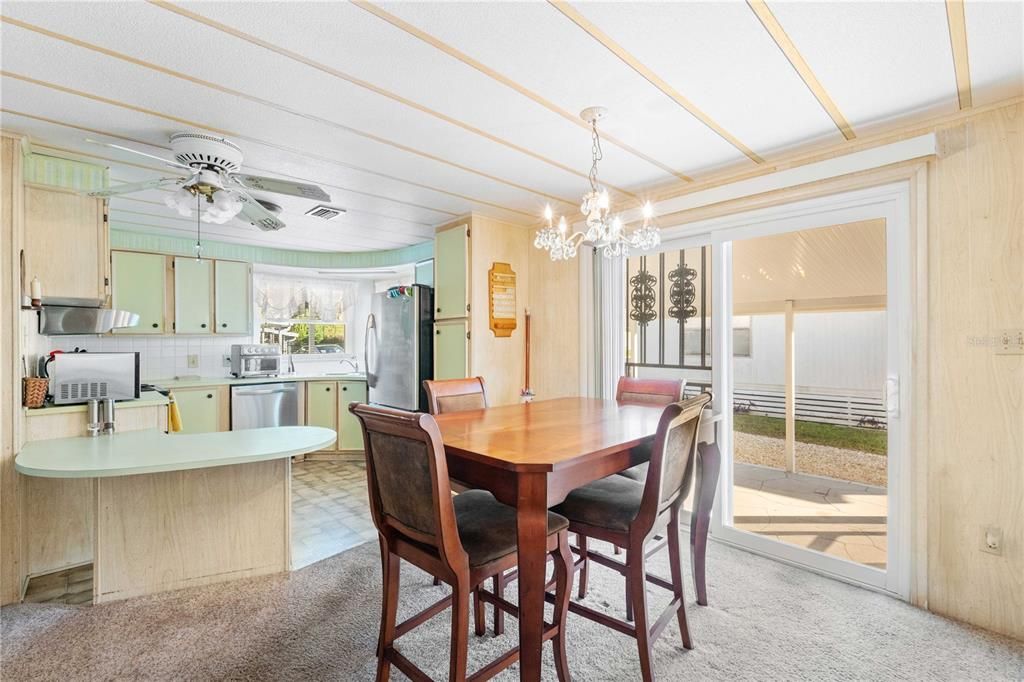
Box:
365;284;434;411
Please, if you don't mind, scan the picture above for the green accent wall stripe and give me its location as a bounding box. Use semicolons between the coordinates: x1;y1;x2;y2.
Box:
23;152;108;191
110;228;433;268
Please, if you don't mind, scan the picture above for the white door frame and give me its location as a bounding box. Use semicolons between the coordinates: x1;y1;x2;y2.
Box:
659;181;913;599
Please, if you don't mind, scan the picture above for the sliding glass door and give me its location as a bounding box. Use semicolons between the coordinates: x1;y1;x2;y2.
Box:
647;183;913;598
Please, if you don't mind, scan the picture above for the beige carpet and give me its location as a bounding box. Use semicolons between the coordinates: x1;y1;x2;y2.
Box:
2;535;1021;681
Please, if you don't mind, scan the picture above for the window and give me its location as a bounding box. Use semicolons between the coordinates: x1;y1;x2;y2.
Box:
254;271;357;355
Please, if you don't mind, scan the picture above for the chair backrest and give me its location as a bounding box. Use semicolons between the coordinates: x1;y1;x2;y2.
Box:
615;376;686;405
423;376;489;415
636;393;712;530
349;402;467;568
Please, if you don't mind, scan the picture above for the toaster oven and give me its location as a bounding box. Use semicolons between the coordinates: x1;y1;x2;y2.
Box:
230;344;282;378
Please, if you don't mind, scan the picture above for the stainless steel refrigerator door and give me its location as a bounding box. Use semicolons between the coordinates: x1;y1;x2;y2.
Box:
366;289;419;410
230;382;300;430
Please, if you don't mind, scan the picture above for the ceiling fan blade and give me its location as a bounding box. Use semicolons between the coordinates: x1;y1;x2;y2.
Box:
230;173;331;202
236;190;286;231
88;176;188;198
84;138;192;171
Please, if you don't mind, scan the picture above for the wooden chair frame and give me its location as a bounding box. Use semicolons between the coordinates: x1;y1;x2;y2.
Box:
351;403;574;682
558;394;712;682
423;376;489;415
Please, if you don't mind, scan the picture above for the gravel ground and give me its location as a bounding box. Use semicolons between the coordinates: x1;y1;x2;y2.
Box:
734;431;887;487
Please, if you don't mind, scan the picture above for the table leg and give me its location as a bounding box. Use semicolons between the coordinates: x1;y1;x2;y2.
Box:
690;442;721;606
516;472;549;681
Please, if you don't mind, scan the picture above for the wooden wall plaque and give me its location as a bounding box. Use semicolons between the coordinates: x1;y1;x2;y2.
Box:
488;262;517;338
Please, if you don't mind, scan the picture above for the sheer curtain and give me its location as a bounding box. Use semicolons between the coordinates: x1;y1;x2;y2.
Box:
594;252;626;400
254;272;358;324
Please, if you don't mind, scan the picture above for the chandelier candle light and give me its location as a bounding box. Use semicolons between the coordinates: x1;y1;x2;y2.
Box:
534;106;661;261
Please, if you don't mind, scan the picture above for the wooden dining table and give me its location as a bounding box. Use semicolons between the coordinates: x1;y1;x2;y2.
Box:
434;397;721;681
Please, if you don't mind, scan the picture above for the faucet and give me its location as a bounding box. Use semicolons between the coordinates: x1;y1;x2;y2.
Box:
338;358;359;373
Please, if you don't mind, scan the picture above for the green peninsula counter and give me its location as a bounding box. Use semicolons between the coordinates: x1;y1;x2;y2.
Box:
16;426;336;603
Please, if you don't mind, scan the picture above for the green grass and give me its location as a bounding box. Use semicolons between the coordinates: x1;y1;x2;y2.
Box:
733;414;888;456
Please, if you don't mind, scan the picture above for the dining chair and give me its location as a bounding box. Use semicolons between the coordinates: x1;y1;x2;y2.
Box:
614;377;686;483
350;402;575;682
423;376;489;415
552;393;712;682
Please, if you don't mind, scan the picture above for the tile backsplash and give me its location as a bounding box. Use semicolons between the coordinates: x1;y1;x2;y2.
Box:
42;334;247;381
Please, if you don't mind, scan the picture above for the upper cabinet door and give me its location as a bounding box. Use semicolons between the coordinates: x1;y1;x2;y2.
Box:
112;251;166;334
23;184;108;303
214;260;251;334
173;257;213;334
434;224;468;320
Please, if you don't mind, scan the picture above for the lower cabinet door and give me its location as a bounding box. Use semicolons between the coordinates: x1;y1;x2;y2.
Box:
306;381;338;451
172;388;222;434
434;319;469;380
338;381;367;451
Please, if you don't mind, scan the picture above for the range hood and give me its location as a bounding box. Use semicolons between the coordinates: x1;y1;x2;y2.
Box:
39;301;140;335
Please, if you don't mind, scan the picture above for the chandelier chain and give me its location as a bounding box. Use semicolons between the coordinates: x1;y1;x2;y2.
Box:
589;121;603;193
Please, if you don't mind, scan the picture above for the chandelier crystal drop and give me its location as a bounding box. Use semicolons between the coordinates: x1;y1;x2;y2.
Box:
534;106;661;261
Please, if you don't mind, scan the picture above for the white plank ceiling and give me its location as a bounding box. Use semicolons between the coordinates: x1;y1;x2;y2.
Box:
2;1;1021;252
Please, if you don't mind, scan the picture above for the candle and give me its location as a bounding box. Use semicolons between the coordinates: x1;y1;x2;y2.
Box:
30;276;42;307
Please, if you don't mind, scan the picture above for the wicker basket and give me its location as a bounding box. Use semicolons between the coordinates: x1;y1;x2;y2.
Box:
23;377;48;408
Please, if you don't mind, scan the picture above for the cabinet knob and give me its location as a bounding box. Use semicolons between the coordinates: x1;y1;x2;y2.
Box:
200;323;207;329
151;323;159;328
436;307;441;313
342;386;347;391
436;330;440;335
325;387;331;392
221;323;227;328
206;394;213;399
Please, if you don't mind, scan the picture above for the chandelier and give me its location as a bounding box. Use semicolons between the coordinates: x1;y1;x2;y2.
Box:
534;106;660;261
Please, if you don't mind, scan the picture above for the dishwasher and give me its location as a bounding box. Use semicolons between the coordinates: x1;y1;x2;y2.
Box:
230;382;300;430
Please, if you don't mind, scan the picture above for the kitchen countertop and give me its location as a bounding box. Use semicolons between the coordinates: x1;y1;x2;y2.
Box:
150;373;366;389
15;426;338;478
24;389;170;416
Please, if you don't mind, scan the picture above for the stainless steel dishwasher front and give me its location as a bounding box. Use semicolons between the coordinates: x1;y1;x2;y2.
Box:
230;382;300;430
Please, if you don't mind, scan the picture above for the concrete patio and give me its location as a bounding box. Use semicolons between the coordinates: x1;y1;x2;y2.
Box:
731;462;888;569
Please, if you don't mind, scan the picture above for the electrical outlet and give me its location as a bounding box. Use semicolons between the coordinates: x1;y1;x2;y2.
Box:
981;526;1003;555
995;329;1024;355
187;354;199;369
223;354;232;367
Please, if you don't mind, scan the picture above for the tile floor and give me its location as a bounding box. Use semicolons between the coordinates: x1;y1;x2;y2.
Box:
731;462;888;568
291;460;377;569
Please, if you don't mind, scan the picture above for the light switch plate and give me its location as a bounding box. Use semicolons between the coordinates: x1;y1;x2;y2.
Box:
187;354;199;369
995;329;1024;355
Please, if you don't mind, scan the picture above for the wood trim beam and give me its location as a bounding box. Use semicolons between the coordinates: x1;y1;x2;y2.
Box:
144;1;654;194
549;0;765;164
0;72;535;218
0;17;575;207
746;0;856;140
944;0;973;110
352;1;687;186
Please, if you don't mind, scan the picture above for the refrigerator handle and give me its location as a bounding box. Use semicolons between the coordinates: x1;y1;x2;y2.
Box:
365;313;377;388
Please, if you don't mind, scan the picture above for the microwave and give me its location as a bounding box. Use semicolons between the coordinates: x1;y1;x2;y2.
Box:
48;352;141;405
230;344;282;378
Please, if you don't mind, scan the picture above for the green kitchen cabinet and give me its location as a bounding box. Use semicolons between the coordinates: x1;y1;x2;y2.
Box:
434;224;468;320
214;259;251;334
173;257;213;334
172;388;223;435
306;381;338;451
111;251;166;334
338;380;367;451
434;319;469;380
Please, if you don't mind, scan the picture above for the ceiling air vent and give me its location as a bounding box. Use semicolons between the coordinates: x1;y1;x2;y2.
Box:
304;205;346;221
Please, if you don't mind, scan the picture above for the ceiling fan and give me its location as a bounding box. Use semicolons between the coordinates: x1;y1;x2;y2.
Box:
86;132;331;231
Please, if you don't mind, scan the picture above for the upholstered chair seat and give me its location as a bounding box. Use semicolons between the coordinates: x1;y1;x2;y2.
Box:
553;476;644;532
617;460;649;482
455;490;569;566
